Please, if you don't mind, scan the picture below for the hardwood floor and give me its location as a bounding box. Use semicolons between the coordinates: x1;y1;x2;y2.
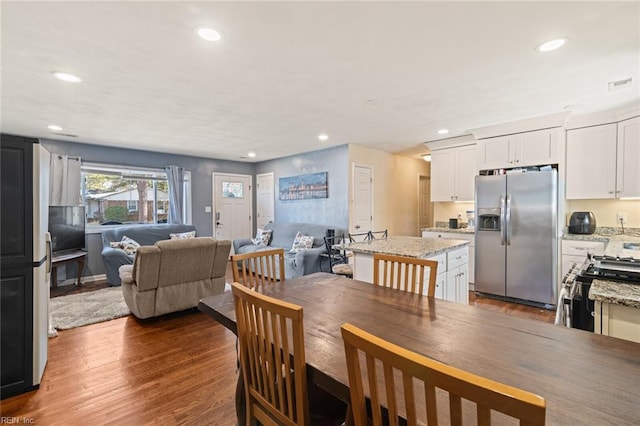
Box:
5;266;554;424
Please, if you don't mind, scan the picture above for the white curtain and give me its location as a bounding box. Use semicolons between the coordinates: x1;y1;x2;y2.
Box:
49;154;82;205
165;165;184;224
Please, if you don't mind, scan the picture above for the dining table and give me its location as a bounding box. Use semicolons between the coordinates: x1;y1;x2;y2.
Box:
198;272;640;425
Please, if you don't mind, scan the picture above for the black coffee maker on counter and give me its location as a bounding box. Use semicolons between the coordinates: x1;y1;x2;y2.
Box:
568;212;596;234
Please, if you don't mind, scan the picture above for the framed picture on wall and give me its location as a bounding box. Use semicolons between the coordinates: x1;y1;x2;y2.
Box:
279;172;328;200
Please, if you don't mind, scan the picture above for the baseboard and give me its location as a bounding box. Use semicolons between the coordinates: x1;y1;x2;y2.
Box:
57;274;106;286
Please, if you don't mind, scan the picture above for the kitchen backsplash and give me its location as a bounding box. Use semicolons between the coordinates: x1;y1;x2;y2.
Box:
433;199;639;229
566;199;640;227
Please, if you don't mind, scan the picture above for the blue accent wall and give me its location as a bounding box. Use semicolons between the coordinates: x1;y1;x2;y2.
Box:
41;138;255;236
255;145;349;230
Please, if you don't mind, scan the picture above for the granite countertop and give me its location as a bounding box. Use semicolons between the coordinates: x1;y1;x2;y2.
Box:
422;227;475;234
589;280;640;309
563;228;640;259
348;236;468;258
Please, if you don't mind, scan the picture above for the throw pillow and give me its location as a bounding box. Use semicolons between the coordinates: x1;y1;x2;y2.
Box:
252;228;272;246
109;235;141;255
290;231;314;253
169;230;196;240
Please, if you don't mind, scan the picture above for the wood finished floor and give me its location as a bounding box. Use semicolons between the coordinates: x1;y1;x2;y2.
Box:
4;263;555;424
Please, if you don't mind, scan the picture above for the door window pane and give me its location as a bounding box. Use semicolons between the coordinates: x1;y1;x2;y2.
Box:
222;181;243;198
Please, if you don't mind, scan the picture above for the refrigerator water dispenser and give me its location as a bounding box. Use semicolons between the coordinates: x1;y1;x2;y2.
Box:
477;208;501;231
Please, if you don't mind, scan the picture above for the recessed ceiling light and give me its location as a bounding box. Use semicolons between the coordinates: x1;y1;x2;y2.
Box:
318;134;329;141
47;124;63;131
52;72;82;83
422;154;432;162
437;129;449;135
196;27;222;42
247;151;256;158
536;37;568;52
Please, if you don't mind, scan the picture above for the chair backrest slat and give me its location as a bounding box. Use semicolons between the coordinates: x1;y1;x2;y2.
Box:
341;323;546;426
373;253;438;297
231;248;285;289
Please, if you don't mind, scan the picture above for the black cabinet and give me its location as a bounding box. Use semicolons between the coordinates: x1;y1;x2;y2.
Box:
1;134;36;399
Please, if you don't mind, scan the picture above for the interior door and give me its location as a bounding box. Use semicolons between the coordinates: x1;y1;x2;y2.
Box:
213;173;252;250
256;172;275;228
418;175;431;231
352;165;372;234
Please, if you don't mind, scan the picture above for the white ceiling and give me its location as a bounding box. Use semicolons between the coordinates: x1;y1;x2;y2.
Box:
2;1;639;162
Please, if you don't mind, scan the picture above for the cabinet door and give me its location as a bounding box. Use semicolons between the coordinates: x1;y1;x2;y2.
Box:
477;135;515;170
430;149;455;202
432;272;446;300
456;263;469;305
566;124;617;199
454;145;477;201
519;128;559;167
445;268;457;302
616;116;640;198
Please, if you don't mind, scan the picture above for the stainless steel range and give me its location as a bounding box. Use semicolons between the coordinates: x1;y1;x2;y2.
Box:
579;254;640;284
561;253;640;332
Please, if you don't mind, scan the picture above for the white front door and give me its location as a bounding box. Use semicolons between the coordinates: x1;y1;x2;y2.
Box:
256;172;275;228
352;164;373;234
213;173;253;249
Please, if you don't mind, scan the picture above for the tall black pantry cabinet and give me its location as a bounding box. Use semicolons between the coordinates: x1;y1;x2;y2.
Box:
1;134;39;399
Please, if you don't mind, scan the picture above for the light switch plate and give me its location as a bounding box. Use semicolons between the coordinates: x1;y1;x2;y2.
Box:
205;206;212;213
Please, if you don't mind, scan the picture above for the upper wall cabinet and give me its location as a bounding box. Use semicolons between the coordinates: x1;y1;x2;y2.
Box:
430;144;477;202
566;117;639;199
477;128;561;171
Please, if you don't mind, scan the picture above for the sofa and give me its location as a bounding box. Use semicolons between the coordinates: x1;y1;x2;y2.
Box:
101;224;197;285
233;222;340;279
119;237;231;319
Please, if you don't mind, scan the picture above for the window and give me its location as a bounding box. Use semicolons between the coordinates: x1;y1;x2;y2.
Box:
81;164;191;226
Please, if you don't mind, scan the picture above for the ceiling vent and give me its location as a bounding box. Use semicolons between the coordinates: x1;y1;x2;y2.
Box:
608;78;632;91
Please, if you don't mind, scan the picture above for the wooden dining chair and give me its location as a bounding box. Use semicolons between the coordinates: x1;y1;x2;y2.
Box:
231;248;285;289
231;283;346;426
340;323;546;426
231;282;309;425
372;253;438;297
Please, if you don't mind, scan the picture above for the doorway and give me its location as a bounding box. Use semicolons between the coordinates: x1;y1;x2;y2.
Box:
256;172;275;228
418;174;432;231
352;164;373;234
212;173;253;251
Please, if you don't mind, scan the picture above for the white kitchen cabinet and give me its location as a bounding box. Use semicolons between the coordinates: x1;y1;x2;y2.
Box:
566;117;640;199
447;247;469;304
422;231;475;287
430;145;476;202
477;128;560;171
595;301;640;343
616;116;640;198
424;244;469;304
566;124;617;199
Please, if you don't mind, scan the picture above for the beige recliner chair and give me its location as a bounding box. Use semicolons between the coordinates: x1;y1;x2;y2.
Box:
119;237;231;319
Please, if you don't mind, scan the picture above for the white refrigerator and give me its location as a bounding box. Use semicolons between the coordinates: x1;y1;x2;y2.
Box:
33;143;51;386
0;137;50;398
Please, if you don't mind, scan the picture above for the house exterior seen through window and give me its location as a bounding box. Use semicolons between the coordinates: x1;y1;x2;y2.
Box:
82;164;190;226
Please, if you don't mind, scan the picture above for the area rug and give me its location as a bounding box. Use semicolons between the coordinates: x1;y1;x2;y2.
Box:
50;287;130;330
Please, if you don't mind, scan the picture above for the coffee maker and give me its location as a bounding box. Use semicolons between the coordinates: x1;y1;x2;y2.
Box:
466;210;475;229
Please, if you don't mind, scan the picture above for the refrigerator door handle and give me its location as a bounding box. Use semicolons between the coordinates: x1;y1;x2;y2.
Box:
45;232;52;279
506;194;512;246
500;195;506;246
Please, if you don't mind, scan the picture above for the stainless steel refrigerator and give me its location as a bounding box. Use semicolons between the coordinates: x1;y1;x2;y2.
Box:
475;170;557;306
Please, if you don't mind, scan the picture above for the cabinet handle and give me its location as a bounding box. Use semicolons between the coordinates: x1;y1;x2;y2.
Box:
516;159;520;163
450;196;454;200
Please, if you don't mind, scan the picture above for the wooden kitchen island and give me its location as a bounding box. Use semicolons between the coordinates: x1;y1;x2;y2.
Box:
348;236;470;304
